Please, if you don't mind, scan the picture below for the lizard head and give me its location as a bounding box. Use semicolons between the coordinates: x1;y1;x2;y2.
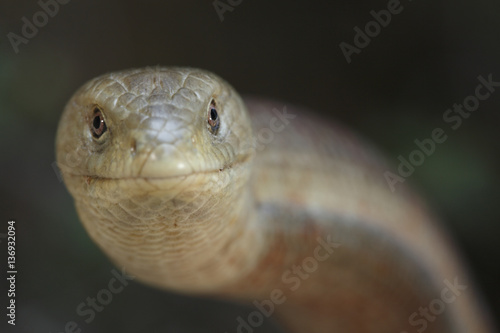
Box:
56;67;262;291
56;67;254;181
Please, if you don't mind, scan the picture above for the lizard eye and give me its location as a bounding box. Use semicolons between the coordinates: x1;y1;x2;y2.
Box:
90;106;107;139
207;99;220;135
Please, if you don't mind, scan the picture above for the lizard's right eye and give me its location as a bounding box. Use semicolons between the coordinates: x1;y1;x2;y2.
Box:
90;106;107;139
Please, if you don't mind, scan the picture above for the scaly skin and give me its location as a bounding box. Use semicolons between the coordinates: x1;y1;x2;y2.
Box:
56;67;494;333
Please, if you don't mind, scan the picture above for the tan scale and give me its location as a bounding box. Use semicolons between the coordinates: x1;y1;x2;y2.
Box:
56;67;494;333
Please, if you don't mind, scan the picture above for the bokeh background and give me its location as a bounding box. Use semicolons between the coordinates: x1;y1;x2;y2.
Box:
1;0;499;332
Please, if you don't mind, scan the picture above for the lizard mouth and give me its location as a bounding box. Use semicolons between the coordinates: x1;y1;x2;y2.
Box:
72;151;253;183
81;167;226;182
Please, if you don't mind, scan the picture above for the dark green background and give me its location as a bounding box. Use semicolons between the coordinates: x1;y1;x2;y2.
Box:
0;0;499;332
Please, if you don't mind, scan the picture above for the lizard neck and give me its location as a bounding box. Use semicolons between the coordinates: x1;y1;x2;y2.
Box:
71;160;268;294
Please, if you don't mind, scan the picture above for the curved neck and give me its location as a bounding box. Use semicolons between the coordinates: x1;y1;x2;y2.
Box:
74;161;268;293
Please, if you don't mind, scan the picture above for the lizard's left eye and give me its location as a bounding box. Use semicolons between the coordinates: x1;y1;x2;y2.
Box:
207;99;220;135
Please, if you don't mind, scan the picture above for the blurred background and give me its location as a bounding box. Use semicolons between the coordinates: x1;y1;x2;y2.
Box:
1;0;499;332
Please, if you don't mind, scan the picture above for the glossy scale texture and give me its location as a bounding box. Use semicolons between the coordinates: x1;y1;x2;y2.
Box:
56;67;494;333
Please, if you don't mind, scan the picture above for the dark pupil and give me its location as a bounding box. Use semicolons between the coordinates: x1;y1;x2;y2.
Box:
210;108;218;121
93;115;102;129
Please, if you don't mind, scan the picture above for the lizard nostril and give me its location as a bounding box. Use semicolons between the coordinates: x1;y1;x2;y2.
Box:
130;138;137;155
